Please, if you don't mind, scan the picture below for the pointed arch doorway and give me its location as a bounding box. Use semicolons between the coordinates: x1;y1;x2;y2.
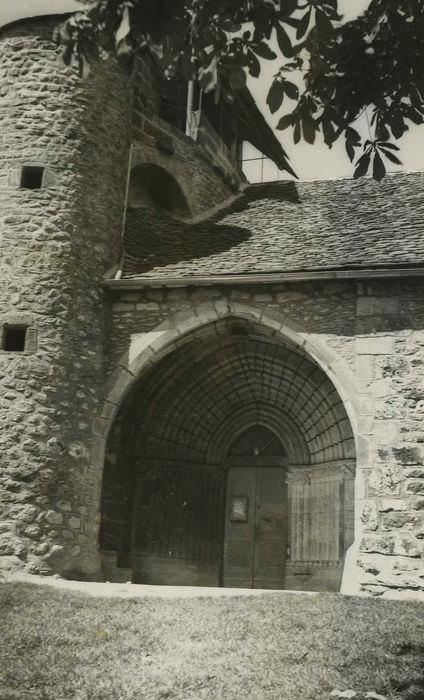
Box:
100;316;356;591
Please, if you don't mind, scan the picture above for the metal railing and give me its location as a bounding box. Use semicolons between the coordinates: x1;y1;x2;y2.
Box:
238;153;284;183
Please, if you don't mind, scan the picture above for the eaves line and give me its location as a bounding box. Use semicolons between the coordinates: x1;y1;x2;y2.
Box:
103;266;424;290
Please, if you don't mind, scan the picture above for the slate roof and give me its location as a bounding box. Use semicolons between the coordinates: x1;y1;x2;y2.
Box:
122;171;424;279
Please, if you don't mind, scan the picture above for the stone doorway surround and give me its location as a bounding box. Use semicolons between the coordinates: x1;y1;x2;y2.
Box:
96;302;359;592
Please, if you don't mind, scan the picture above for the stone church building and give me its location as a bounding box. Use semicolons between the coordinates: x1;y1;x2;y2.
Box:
0;6;423;600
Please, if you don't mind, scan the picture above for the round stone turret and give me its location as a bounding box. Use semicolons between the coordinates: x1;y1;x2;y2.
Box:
0;16;131;577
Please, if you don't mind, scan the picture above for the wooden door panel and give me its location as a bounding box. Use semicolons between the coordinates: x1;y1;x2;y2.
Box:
227;543;254;568
255;542;285;566
223;467;256;588
254;468;287;589
132;464;225;586
255;508;286;534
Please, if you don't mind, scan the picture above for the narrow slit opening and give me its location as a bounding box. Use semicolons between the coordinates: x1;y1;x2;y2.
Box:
20;166;44;190
3;326;27;352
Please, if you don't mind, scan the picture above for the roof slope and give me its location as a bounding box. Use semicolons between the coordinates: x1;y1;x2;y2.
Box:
122;171;424;280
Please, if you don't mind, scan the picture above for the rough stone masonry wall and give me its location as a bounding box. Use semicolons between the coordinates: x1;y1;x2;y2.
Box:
0;18;131;578
107;278;424;597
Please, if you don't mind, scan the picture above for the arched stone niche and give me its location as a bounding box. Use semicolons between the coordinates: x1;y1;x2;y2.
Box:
99;315;356;591
128;163;191;218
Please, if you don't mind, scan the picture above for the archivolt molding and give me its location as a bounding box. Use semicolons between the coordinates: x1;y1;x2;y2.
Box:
206;403;310;465
96;301;359;460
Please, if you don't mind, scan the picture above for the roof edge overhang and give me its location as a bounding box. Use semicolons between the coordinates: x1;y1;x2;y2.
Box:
234;87;296;176
103;266;424;290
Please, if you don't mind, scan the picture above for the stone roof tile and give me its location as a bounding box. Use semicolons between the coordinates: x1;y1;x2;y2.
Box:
122;171;424;279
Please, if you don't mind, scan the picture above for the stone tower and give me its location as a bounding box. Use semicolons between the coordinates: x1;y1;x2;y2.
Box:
0;15;131;577
0;8;256;579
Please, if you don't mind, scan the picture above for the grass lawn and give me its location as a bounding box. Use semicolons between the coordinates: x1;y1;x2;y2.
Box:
0;582;423;700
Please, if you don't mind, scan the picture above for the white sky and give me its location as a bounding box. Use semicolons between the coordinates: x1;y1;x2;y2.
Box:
1;0;423;182
244;0;424;181
0;0;80;26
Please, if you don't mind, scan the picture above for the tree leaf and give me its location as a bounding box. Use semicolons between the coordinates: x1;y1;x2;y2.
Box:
296;8;311;40
353;150;371;179
390;112;407;138
267;79;285;114
283;80;299;100
346;126;361;143
380;149;402;165
315;9;334;40
302;116;316;144
56;0;422;179
322;117;336;147
376;123;389;140
407;108;424;125
279;0;297;19
345;127;361;162
276;113;293;130
247;51;261;78
276;23;294;57
306;94;318;114
372;150;386;181
376;141;400;151
254;42;277;60
345;140;355;162
293;121;301;144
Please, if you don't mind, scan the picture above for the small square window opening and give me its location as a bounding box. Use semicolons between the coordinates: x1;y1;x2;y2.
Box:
20;166;44;190
3;325;27;352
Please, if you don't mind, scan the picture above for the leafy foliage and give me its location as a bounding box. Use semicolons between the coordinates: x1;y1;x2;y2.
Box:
57;0;424;180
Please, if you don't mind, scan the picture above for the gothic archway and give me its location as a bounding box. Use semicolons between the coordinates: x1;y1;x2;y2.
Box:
100;315;355;591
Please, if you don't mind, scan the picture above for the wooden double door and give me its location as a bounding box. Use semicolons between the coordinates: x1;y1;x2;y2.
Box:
131;463;287;589
223;466;287;589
